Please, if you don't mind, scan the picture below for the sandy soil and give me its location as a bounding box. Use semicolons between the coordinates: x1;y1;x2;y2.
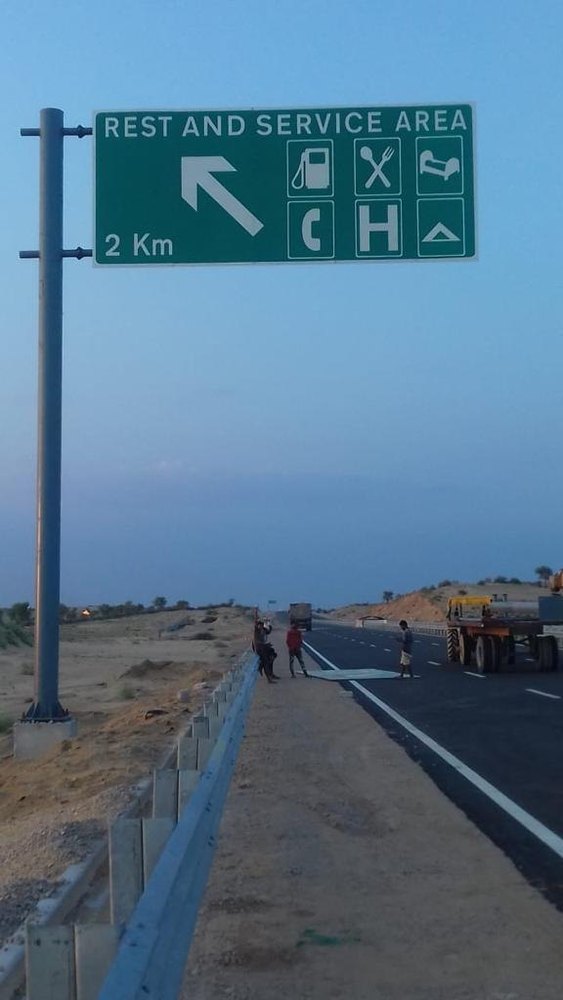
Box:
183;634;563;1000
334;581;548;624
0;606;255;942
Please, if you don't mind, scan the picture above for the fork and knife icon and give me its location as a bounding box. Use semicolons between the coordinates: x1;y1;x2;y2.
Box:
359;144;395;189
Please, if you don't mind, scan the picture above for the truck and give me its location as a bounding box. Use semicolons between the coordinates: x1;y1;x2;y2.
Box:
289;602;313;631
445;573;563;674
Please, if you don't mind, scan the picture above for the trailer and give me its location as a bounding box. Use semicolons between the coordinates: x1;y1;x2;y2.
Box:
445;593;561;674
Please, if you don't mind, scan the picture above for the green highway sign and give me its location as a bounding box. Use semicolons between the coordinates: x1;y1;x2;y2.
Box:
94;105;475;266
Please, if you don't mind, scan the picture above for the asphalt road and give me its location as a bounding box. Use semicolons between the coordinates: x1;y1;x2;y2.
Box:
303;622;563;911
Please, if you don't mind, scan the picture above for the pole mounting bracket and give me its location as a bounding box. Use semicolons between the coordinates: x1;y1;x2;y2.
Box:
20;248;93;260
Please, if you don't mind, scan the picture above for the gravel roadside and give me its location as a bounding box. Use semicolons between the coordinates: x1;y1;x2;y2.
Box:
182;635;563;1000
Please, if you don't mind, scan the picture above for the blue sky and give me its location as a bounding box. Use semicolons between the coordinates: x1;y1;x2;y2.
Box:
2;0;562;609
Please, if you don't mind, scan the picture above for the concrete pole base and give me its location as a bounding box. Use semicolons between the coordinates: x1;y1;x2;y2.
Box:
13;717;77;759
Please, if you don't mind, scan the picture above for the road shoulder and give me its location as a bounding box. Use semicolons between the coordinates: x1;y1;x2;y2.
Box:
183;639;563;999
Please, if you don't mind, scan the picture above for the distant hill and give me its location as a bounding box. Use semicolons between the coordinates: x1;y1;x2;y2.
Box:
331;580;544;624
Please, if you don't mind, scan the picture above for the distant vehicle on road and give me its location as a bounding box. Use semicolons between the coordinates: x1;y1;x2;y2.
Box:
289;602;313;631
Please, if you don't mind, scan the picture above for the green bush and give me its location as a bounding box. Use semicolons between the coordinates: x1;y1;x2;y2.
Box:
0;616;33;649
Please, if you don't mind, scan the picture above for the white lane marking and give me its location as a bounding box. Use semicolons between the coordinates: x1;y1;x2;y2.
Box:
303;642;563;863
384;648;391;653
428;661;441;666
525;658;535;663
526;689;562;701
370;644;377;648
432;642;440;647
464;671;486;679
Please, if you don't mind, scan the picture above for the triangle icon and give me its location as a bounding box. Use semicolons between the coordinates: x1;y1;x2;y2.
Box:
422;222;460;243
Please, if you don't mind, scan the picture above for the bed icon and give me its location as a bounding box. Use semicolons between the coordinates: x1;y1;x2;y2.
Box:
419;149;460;181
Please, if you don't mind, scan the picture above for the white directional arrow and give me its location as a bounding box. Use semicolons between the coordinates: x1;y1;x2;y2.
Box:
180;156;264;237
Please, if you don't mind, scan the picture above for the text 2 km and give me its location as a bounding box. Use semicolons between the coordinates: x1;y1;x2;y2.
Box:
104;233;174;258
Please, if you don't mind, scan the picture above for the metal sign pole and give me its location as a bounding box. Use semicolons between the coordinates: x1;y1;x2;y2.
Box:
26;108;67;720
18;110;92;735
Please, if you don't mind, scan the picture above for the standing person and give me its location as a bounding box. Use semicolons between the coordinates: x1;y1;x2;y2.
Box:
253;619;279;682
286;622;309;677
397;619;414;678
253;617;272;657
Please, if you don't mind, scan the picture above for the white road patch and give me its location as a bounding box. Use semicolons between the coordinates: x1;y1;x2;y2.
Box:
308;668;399;681
303;641;563;863
428;661;441;666
384;648;392;653
526;689;561;701
464;671;486;678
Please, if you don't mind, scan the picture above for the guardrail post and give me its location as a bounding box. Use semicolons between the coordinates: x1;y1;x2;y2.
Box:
178;770;200;817
192;714;209;738
142;818;175;882
213;689;229;724
75;924;119;1000
193;714;212;770
26;925;75;999
152;769;178;819
178;734;198;769
109;818;143;925
205;696;219;712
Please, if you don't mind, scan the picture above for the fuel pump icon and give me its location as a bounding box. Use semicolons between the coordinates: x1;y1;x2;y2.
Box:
291;147;331;190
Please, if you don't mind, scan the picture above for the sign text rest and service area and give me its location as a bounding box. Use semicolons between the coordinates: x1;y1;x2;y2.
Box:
94;104;475;266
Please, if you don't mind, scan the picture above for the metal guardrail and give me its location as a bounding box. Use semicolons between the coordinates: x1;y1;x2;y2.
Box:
97;655;258;1000
7;653;258;1000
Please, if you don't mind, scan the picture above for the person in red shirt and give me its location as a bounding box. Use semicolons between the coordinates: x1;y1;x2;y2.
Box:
286;623;309;677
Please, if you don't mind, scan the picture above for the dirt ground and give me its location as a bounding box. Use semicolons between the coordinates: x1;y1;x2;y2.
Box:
334;580;548;624
183;633;563;1000
0;605;255;942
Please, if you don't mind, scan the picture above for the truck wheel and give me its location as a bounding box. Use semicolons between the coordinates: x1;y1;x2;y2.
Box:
506;636;516;666
459;632;472;666
446;629;459;662
538;636;559;672
475;636;492;674
498;636;515;672
489;636;502;673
